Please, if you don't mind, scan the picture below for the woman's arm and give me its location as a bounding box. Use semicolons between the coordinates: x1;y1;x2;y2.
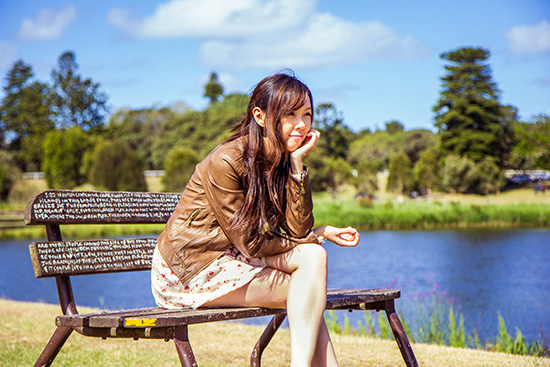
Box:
313;225;360;247
201;149;317;259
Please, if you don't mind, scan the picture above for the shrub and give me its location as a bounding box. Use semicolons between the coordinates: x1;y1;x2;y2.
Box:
162;146;199;192
88;140;147;191
0;150;21;200
42;127;93;189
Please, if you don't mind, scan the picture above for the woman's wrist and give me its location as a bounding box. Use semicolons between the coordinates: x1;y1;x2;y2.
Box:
290;156;304;175
313;226;327;242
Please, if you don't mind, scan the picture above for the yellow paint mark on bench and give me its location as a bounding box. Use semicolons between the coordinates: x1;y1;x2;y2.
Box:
125;318;157;327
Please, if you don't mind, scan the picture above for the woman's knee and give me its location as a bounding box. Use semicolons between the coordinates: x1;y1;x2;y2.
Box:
294;243;327;271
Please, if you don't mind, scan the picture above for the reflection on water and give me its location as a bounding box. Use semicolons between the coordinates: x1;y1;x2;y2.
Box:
1;228;549;343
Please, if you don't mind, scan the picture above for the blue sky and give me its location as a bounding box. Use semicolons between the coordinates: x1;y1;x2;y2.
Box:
1;0;549;132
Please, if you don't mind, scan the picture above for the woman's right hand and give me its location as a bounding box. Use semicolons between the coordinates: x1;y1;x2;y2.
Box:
290;129;320;175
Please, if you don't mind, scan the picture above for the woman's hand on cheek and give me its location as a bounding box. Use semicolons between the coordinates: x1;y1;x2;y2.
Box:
291;129;320;161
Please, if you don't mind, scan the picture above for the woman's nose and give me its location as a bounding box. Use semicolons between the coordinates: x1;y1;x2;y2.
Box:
296;117;307;130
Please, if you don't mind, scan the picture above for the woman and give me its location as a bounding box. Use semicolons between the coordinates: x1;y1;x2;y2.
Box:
152;72;360;366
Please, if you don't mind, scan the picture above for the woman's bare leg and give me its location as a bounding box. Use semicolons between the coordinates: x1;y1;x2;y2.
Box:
203;243;337;366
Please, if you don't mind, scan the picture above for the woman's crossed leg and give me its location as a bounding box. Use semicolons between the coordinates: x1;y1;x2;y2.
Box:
203;243;338;367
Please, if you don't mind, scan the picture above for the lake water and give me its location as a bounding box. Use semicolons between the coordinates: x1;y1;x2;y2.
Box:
1;228;548;345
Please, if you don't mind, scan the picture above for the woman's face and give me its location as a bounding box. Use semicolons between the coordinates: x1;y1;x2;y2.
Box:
280;98;313;153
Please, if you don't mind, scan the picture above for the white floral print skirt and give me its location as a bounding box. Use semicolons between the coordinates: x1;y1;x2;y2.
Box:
151;245;267;309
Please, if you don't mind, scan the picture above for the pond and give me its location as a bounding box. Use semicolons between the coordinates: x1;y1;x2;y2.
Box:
1;228;548;344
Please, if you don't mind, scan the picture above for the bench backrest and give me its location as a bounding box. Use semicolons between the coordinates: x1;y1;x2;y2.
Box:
26;190;179;278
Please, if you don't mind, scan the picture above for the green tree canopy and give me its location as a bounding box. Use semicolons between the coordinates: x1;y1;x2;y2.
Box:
510;114;550;170
88;140;147;191
0;150;21;200
0;60;54;171
162;146;200;192
42;127;93;189
469;156;506;195
50;51;108;130
385;120;404;134
433;47;514;165
107;106;176;170
414;149;439;195
441;154;476;194
387;151;413;194
203;72;224;103
313;103;354;160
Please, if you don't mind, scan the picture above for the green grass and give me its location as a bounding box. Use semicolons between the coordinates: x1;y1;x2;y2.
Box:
312;199;550;230
2;299;549;367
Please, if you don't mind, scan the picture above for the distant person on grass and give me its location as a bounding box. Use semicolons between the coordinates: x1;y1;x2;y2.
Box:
151;72;360;366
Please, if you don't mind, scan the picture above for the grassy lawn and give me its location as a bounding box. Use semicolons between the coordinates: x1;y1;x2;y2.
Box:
1;299;548;367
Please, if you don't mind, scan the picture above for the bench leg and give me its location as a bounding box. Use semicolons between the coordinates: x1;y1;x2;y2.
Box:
174;325;198;367
34;326;73;367
384;300;418;367
250;313;287;367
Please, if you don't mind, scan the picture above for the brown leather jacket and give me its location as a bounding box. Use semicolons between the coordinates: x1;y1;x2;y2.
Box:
157;137;318;284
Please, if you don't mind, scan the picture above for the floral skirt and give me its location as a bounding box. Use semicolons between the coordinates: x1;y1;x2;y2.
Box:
151;245;266;309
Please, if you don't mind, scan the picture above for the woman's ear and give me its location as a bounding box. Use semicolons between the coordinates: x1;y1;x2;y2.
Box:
253;107;266;127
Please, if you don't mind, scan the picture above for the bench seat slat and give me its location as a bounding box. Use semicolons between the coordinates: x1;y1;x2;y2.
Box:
56;289;400;329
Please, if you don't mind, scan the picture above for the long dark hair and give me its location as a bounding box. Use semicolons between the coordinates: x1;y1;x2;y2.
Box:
225;72;313;240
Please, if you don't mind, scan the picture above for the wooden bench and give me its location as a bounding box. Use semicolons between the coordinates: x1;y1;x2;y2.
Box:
26;189;418;367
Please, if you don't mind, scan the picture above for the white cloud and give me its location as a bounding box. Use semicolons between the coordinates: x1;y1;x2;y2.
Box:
505;20;550;54
0;41;18;70
17;5;77;41
108;0;427;70
199;14;427;70
107;0;313;39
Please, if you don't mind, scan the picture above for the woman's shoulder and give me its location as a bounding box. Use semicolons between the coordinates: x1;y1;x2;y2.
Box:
201;136;246;176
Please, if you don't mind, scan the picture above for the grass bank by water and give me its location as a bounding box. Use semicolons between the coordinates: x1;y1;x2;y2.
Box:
1;183;548;240
1;299;548;367
312;200;550;230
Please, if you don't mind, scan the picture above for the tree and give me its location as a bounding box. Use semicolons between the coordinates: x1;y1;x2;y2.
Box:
469;156;505;195
0;60;54;170
385;120;404;134
414;149;439;195
313;103;354;160
50;51;108;130
433;47;513;165
509;114;550;170
162;146;199;192
107;106;176;170
89;140;147;191
42;127;93;189
203;72;224;103
353;160;378;195
0;150;21;200
305;149;353;192
387;151;413;194
402;129;437;165
440;155;476;194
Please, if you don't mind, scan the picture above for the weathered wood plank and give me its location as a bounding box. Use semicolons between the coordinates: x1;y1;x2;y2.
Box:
29;238;157;277
56;289;400;328
25;190;180;225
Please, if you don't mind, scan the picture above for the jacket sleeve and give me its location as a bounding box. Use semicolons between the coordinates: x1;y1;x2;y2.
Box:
280;168;315;238
200;151;318;259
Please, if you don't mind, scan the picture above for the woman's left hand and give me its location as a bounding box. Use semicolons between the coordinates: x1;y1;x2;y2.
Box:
315;225;360;247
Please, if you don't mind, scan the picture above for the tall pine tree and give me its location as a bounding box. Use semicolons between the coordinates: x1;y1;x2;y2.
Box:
50;51;108;130
0;60;54;171
433;47;514;166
